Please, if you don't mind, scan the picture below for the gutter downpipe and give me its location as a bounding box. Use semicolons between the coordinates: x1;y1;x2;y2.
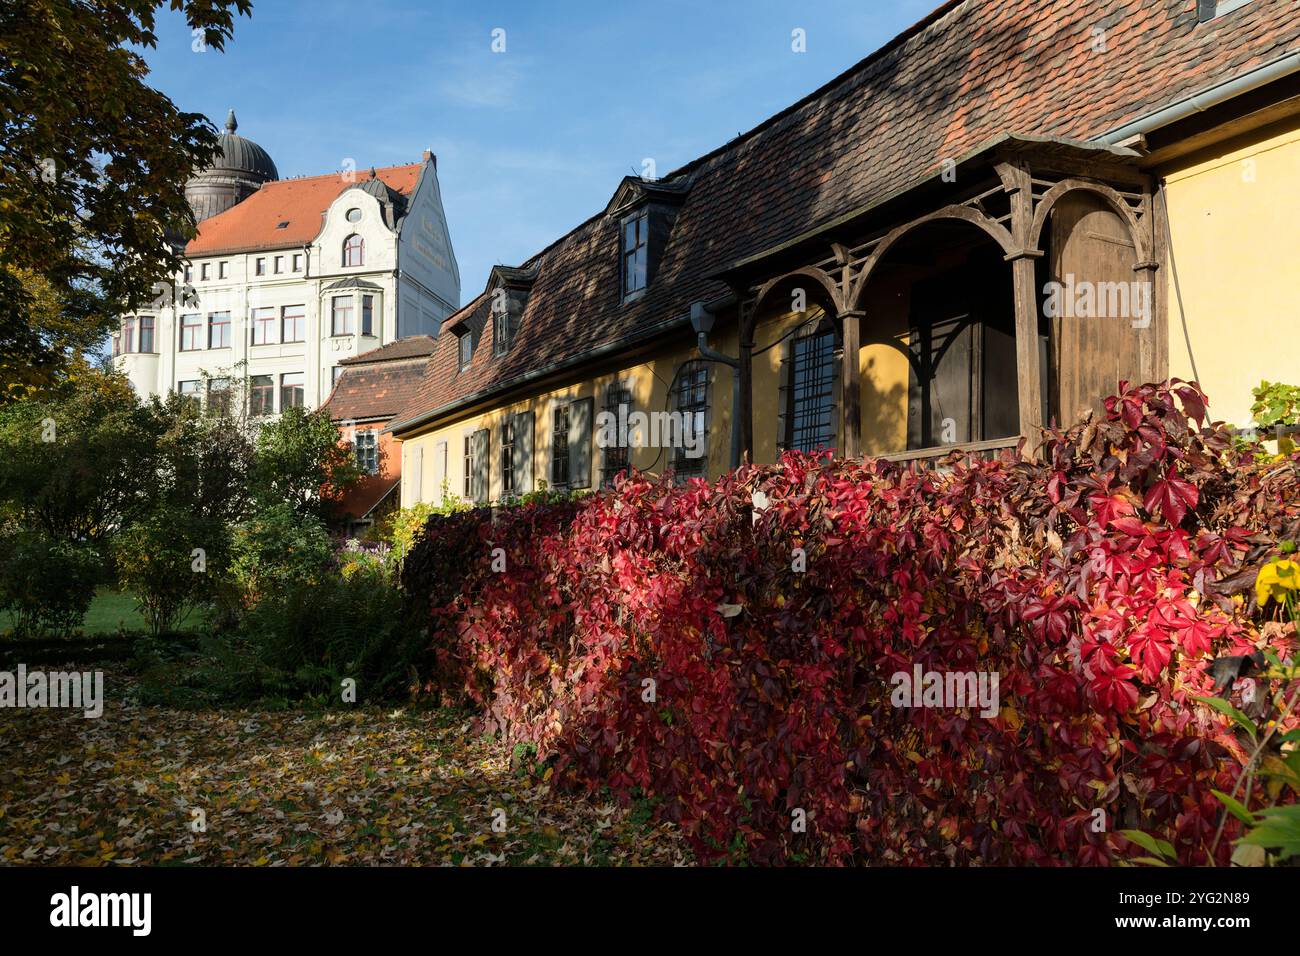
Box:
1097;50;1300;145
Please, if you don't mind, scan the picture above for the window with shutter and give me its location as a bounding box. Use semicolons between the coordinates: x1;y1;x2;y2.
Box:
512;410;534;495
500;418;516;495
551;405;570;488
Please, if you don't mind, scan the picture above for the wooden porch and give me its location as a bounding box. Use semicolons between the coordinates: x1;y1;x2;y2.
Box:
711;134;1167;466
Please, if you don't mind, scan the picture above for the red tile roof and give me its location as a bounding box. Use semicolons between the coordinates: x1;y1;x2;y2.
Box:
186;163;424;256
393;0;1300;434
338;335;437;366
322;347;433;424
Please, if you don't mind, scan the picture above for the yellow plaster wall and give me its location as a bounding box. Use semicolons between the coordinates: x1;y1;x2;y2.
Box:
1162;115;1300;429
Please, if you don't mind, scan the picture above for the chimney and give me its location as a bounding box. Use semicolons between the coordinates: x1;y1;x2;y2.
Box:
422;149;436;168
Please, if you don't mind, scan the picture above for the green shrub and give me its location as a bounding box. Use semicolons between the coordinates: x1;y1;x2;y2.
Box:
0;530;101;637
229;503;332;607
239;565;425;702
112;505;220;635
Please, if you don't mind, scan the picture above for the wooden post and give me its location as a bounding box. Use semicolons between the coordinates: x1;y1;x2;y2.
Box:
738;300;755;464
1010;254;1044;448
840;309;863;458
1000;158;1045;454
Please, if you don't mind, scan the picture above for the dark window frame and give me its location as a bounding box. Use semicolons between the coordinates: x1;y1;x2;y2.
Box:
672;361;710;480
600;380;632;488
785;325;837;454
621;209;649;300
551;405;570;488
500;418;516;495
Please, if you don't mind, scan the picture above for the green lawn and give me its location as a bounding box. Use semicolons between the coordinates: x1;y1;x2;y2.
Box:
0;587;148;636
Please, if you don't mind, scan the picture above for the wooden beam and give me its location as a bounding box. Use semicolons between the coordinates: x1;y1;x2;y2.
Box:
998;159;1045;452
738;300;755;464
840;309;863;458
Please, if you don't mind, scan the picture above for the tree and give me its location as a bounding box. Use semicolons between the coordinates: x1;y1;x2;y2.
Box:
252;407;360;518
0;0;253;396
0;368;160;543
112;505;212;634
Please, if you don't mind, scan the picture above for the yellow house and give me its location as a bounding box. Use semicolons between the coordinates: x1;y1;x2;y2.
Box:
390;0;1300;504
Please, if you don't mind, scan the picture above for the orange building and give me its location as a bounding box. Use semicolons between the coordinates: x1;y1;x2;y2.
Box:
322;336;436;535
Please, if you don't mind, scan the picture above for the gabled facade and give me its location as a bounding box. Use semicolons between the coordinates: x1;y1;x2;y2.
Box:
390;0;1300;505
114;115;459;417
322;336;437;534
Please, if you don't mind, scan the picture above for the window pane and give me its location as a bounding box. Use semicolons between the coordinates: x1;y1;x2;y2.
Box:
180;314;202;351
251;307;277;345
331;296;354;335
551;407;569;486
787;330;836;453
362;295;374;336
248;375;274;417
282;304;306;342
138;315;154;353
208;312;231;349
280;372;304;411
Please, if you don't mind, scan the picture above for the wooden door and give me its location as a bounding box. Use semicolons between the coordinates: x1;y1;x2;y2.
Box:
1049;193;1146;426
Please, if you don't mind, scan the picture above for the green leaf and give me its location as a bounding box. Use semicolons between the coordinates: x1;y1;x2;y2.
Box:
1194;695;1258;740
1211;789;1256;826
1119;829;1175;860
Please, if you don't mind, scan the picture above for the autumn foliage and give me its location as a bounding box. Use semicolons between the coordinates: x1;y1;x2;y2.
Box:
402;382;1300;865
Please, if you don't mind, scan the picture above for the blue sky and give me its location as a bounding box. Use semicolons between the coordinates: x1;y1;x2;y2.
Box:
142;0;938;301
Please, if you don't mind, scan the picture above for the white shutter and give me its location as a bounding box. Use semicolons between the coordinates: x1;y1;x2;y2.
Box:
513;410;535;494
408;446;423;505
473;428;490;503
568;397;593;489
434;439;448;504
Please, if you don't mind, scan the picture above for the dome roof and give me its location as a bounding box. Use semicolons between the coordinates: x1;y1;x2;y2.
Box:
185;110;278;224
206;109;279;181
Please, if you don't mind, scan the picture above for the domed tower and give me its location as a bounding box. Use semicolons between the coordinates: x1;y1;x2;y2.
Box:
184;109;278;223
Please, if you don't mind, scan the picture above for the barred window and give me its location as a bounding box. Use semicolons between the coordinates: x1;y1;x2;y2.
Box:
601;381;632;487
785;326;836;453
672;361;709;480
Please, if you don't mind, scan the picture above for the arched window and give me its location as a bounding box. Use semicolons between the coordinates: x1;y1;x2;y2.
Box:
342;234;364;267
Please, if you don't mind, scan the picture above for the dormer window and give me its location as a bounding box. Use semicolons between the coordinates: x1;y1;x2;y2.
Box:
343;234;364;267
492;297;515;355
458;329;474;370
622;209;648;299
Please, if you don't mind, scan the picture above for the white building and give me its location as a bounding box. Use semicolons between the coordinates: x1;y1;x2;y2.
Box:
114;111;459;414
